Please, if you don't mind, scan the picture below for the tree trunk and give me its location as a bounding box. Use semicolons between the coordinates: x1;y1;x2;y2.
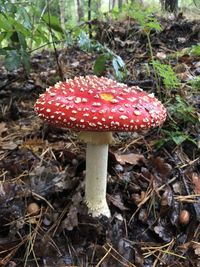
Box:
118;0;123;9
95;0;101;14
77;0;84;22
112;0;116;9
88;0;92;38
161;0;178;12
59;0;65;31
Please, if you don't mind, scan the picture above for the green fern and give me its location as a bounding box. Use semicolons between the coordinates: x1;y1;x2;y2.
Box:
190;43;200;56
152;60;180;89
188;76;200;89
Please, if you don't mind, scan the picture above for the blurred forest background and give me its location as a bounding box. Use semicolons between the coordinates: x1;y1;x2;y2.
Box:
1;0;200;74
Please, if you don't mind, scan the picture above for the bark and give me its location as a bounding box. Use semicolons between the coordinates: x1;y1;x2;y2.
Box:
111;0;116;9
77;0;84;22
160;0;178;12
95;0;101;14
59;0;65;31
88;0;92;38
118;0;123;9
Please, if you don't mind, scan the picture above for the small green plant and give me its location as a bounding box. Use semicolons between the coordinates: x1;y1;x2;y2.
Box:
159;129;196;147
189;43;200;56
0;1;64;73
152;60;181;90
111;2;162;32
188;76;200;90
116;2;163;93
156;95;198;148
78;30;128;80
167;95;196;123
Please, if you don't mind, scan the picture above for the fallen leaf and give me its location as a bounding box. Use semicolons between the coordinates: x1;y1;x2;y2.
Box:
154;225;172;242
193;242;200;257
61;206;78;231
152;157;172;177
156;52;167;60
0;122;7;136
71;61;80;67
115;153;144;165
108;194;128;211
191;173;200;194
1;141;18;150
177;37;187;43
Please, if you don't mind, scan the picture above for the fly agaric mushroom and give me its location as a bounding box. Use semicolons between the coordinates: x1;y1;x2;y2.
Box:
35;75;166;217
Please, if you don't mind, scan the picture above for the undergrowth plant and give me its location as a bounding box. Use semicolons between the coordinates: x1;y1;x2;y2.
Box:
0;1;127;80
189;43;200;56
167;95;197;124
78;30;128;80
152;60;181;91
0;1;64;74
188;76;200;90
158;95;198;147
112;2;165;93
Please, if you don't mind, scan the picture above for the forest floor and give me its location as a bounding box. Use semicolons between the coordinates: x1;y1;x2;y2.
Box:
0;14;199;267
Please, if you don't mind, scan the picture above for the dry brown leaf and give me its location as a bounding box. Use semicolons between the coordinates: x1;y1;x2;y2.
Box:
193;242;200;256
156;52;167;60
108;194;128;211
177;71;193;81
0;122;7;136
71;61;80;67
192;173;200;194
152;157;172;177
115;153;144;165
1;141;18;150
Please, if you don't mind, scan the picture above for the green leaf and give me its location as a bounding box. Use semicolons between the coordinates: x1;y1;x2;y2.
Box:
78;31;91;50
93;54;107;75
18;32;27;50
17;7;32;29
190;44;200;56
152;60;180;89
171;134;187;145
20;49;30;74
43;14;63;33
112;56;126;80
115;55;125;68
188;76;200;89
4;50;21;71
0;48;6;55
0;32;7;42
0;13;12;31
146;20;162;31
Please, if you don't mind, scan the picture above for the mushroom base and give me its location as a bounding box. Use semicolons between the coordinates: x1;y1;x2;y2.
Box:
85;143;110;217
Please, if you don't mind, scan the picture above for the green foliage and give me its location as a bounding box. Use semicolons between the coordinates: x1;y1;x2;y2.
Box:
189;43;200;56
112;2;162;32
93;54;107;74
160;129;195;146
156;95;198;148
152;60;180;89
78;30;128;80
42;14;64;33
112;2;163;91
188;76;200;89
4;50;21;71
167;95;196;123
0;1;64;73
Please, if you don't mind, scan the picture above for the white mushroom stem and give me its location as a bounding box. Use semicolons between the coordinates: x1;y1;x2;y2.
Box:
85;143;110;217
79;131;113;217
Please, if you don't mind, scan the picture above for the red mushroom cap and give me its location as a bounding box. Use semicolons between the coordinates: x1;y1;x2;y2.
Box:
34;75;166;131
